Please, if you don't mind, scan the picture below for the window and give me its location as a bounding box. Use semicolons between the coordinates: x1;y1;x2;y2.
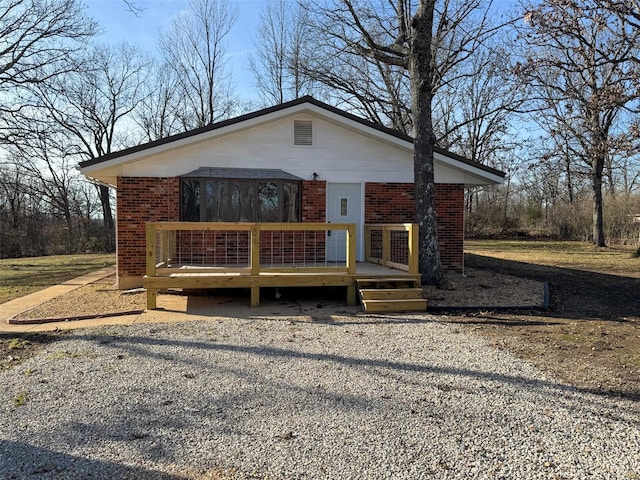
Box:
181;178;300;222
294;120;313;146
181;180;200;221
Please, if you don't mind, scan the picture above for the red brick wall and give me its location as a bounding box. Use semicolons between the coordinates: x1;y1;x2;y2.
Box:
116;177;180;279
365;182;464;271
365;183;414;223
115;177;463;285
435;184;464;271
302;180;326;221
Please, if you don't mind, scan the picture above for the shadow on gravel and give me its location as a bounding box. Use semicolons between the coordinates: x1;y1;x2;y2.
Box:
88;332;640;408
0;439;185;479
465;253;640;322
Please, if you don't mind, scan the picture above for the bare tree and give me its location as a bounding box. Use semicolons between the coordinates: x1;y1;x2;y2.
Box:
602;1;640;29
5;128;82;252
0;164;29;257
303;43;413;132
435;44;528;225
304;0;507;284
248;0;315;105
15;42;151;252
135;61;185;141
435;45;523;164
0;0;96;133
122;0;143;17
516;0;640;246
158;0;238;128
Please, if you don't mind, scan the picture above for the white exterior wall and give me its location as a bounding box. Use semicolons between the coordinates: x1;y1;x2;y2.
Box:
92;113;473;185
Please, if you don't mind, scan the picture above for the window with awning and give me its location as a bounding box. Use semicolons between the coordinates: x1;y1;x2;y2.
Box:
180;168;301;222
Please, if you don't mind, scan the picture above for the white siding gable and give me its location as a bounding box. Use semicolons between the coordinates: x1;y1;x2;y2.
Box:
81;102;503;187
118;113;421;183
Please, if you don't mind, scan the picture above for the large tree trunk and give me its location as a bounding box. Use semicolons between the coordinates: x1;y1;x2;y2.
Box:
410;0;443;286
592;157;606;247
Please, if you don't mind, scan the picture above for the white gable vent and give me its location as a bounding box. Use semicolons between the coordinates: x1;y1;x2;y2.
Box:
294;120;313;146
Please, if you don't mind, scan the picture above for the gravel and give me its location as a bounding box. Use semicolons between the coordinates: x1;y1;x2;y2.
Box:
1;315;639;479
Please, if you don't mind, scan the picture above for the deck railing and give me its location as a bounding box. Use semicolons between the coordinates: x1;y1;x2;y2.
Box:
144;221;418;309
364;223;419;274
145;222;357;278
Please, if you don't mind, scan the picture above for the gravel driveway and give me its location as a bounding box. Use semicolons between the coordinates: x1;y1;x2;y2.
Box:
1;315;639;479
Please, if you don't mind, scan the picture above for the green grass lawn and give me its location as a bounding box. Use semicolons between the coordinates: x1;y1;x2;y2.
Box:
0;254;115;304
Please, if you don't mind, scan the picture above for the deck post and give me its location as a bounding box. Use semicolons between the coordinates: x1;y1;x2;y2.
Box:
250;224;261;306
346;224;357;306
364;225;371;260
347;223;356;274
382;226;391;268
170;230;177;261
346;284;357;306
250;223;260;275
146;288;157;310
408;223;419;275
145;223;158;309
250;285;260;307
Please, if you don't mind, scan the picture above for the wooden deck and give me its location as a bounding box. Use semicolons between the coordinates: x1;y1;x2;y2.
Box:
144;262;420;309
144;222;420;309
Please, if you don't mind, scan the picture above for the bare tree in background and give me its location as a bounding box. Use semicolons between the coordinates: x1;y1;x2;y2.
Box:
602;1;640;29
248;0;316;105
5;129;82;253
135;62;185;141
0;0;96;135
158;0;238;128
435;46;522;163
433;44;526;223
304;0;507;284
303;44;413;133
13;43;150;252
516;0;640;247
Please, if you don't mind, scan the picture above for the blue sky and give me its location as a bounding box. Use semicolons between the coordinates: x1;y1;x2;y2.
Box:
85;0;263;98
84;0;519;105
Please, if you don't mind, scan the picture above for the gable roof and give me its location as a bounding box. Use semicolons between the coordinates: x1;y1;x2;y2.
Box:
79;96;505;184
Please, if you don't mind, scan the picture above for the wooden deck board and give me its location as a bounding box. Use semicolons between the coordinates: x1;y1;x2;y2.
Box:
144;262;420;309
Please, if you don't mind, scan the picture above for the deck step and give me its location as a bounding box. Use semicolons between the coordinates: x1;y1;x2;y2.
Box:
359;288;424;300
357;278;426;313
361;298;427;313
357;278;421;289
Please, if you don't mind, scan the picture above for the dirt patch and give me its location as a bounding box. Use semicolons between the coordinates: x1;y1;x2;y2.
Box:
0;333;61;371
424;268;545;307
454;251;640;401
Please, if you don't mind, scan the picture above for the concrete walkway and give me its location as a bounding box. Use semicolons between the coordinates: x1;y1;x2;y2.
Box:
0;267;146;334
0;268;115;320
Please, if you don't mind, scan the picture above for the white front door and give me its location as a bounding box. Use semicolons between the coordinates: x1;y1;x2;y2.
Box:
326;183;363;262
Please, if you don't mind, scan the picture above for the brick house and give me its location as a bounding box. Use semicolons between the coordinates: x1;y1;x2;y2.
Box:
79;96;504;290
